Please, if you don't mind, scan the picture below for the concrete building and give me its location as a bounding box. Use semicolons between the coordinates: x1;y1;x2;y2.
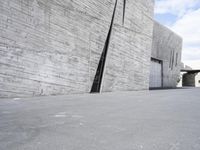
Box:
177;64;200;87
0;0;182;98
182;73;197;87
181;70;200;87
150;21;182;88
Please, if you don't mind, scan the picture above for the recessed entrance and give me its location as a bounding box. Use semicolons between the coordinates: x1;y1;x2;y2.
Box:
149;58;163;88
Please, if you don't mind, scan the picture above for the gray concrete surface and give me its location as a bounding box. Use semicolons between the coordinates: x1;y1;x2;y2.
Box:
0;0;154;98
1;88;200;150
151;21;182;88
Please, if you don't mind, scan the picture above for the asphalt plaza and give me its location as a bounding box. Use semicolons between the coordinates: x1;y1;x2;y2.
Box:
0;88;200;150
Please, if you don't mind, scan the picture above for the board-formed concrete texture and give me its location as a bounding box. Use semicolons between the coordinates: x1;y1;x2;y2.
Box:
151;21;183;88
0;0;154;98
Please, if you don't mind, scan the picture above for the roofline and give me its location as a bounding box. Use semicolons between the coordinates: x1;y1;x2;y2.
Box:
181;69;200;73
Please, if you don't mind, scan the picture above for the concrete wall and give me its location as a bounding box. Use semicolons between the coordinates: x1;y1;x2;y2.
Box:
0;0;154;98
151;21;182;88
101;0;154;92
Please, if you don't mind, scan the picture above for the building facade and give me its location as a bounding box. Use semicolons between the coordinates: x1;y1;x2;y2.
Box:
150;21;182;88
0;0;155;98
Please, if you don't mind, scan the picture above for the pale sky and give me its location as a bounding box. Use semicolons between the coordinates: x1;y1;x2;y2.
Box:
155;0;200;69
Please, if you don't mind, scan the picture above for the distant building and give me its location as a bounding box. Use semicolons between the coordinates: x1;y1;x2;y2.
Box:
179;64;200;87
0;0;182;98
182;72;200;87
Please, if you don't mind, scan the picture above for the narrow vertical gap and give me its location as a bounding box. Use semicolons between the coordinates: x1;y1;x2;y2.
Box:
169;50;172;68
90;0;118;93
161;61;164;87
123;0;126;25
171;50;175;70
175;53;178;66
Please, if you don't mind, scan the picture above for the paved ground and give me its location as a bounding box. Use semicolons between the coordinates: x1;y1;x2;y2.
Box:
0;88;200;150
